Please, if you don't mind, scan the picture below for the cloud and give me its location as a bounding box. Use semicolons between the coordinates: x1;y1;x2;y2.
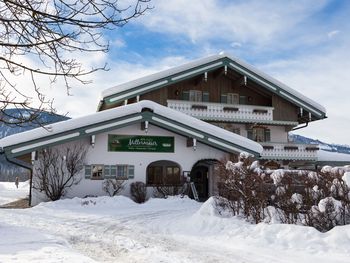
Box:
327;30;340;38
137;0;330;46
260;42;350;144
112;38;126;48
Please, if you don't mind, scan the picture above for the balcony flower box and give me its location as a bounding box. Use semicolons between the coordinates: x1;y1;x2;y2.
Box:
191;105;207;110
263;145;274;150
253;109;268;114
223;107;239;112
284;146;299;150
305;147;319;151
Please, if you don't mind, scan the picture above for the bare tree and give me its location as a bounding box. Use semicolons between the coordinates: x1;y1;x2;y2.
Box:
0;0;151;125
102;179;126;196
34;144;87;201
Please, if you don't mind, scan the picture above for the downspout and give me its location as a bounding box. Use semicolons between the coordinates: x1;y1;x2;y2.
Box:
2;152;33;207
292;122;308;131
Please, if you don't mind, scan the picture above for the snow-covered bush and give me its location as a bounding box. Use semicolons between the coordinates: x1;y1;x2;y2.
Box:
217;153;269;223
216;154;350;232
130;181;147;203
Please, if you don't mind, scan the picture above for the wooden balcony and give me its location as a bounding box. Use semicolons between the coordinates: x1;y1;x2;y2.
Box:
260;142;319;161
167;100;274;122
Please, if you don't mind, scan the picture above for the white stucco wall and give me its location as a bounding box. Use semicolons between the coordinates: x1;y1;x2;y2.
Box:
31;123;229;205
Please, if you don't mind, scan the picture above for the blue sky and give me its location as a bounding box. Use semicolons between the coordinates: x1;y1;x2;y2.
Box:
38;0;350;144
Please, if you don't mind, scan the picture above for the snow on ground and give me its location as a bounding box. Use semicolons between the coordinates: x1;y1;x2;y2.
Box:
0;181;29;205
1;196;350;263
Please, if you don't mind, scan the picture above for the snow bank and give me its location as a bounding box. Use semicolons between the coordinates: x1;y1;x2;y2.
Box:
0;223;95;263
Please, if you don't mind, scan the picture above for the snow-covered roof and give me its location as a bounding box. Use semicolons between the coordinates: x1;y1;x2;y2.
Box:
0;100;263;156
101;52;326;116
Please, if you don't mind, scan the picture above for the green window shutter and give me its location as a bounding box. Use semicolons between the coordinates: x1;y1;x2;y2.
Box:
182;91;189;100
84;165;91;179
104;165;111;178
221;94;227;103
247;129;253;140
202;92;209;102
265;129;271;142
128;165;135;179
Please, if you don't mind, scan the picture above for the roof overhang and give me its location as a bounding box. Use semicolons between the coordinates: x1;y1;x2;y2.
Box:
0;101;263;159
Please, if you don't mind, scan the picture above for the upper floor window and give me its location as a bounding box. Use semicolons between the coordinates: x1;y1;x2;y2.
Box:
247;127;271;142
221;93;239;104
239;95;247;104
182;90;209;102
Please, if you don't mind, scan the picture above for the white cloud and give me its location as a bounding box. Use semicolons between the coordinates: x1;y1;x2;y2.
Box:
112;38;126;48
327;30;340;39
260;43;350;145
137;0;329;45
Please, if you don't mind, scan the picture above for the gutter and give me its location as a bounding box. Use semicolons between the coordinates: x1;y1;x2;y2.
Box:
292;122;308;131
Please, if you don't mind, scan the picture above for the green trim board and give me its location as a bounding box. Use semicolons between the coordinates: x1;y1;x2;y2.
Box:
108;134;175;153
146;112;260;156
100;56;326;119
4;113;144;158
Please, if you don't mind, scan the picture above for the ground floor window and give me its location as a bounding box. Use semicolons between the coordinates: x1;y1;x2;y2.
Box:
147;160;181;186
91;165;104;180
85;164;134;180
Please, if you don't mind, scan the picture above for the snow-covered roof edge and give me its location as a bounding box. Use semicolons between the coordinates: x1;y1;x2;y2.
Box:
101;52;326;115
0;100;263;155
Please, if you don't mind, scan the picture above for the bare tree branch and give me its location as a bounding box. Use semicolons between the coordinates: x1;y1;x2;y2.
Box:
0;0;151;125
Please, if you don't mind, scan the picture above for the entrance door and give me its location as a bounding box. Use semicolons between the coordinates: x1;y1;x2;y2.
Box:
190;165;208;201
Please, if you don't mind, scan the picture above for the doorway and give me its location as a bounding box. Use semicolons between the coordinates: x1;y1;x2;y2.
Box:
190;165;209;201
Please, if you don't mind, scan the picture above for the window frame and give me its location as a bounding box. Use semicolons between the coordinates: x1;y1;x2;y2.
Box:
91;164;104;180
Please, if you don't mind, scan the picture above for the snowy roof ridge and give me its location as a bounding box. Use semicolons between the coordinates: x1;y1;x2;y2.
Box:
101;53;225;98
101;52;326;114
0;100;263;155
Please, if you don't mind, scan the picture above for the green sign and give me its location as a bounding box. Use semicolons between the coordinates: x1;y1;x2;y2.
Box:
108;135;175;152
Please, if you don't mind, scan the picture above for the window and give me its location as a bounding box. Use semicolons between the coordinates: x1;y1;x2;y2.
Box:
166;166;181;185
247;127;271;142
91;164;104;180
147;161;181;186
239;95;247;104
227;93;239;104
115;165;134;179
84;164;134;180
189;90;202;102
147;166;163;185
221;93;239;104
182;90;208;102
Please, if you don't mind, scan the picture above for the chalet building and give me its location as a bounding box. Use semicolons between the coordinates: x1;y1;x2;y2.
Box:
0;52;329;205
98;53;327;169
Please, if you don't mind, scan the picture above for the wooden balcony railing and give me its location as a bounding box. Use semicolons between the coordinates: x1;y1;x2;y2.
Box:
167;100;274;122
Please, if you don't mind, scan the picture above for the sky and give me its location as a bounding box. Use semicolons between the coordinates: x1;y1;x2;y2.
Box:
19;0;350;145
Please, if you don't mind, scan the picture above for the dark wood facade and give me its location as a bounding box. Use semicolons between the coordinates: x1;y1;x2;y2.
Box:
138;70;300;124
